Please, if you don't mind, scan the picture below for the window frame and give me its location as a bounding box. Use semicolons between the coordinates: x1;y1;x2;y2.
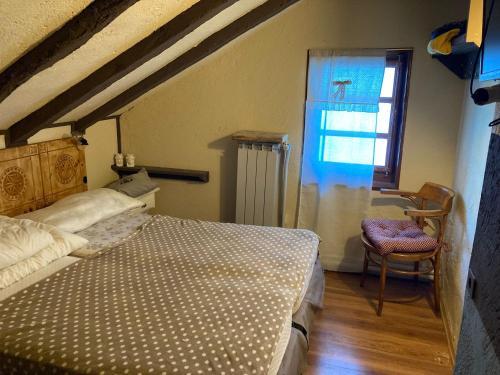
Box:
372;49;413;189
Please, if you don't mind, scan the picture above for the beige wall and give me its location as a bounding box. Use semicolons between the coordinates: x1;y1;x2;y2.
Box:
121;0;466;224
84;119;119;189
442;82;497;355
0;119;118;190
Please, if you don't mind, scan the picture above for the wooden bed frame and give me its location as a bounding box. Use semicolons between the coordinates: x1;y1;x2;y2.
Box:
0;138;87;216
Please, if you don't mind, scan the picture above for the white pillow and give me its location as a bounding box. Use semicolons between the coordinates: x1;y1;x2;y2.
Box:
0;216;55;269
0;222;88;289
18;188;144;233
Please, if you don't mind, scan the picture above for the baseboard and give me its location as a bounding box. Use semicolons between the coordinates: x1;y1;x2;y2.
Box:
440;299;456;369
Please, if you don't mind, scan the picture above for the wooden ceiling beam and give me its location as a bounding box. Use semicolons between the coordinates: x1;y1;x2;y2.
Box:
6;0;238;147
73;0;301;133
0;0;139;104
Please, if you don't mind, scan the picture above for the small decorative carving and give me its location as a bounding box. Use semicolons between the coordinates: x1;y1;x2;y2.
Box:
0;166;27;201
19;145;39;158
38;144;48;153
55;153;77;184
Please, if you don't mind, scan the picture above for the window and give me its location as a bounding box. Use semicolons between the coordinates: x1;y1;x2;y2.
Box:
316;50;412;189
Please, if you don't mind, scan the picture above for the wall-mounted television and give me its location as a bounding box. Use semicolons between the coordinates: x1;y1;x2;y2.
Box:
480;0;500;81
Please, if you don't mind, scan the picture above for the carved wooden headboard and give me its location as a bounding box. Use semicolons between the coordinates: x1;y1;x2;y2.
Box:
0;138;87;216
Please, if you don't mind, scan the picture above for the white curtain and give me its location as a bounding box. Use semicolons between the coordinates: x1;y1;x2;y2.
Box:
298;49;386;271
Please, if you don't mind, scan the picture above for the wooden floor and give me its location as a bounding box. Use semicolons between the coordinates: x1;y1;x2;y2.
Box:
306;272;452;375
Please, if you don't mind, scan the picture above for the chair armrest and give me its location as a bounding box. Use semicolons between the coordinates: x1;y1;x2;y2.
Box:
404;209;446;218
380;189;417;197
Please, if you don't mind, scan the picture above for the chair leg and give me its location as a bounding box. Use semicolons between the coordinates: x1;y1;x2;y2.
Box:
413;261;419;284
434;253;441;313
360;249;369;287
377;257;388;316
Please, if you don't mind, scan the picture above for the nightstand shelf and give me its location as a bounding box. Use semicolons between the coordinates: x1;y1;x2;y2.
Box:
111;165;209;183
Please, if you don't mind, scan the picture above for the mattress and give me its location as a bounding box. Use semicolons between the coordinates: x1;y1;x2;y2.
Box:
75;211;318;314
0;215;320;375
277;259;325;375
0;258;324;375
293;243;318;313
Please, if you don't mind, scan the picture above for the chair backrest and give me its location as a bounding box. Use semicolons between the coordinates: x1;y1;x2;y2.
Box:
415;182;455;245
416;182;455;213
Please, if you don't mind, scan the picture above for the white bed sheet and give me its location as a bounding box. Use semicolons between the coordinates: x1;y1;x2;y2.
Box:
73;211;151;257
0;256;80;302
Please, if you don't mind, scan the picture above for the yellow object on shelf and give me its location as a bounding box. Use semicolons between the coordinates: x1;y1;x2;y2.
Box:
427;28;461;55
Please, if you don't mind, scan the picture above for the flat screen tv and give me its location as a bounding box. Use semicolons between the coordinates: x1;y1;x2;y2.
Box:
481;0;500;81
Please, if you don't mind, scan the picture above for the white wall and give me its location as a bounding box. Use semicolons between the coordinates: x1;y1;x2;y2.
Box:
27;126;72;143
442;82;497;355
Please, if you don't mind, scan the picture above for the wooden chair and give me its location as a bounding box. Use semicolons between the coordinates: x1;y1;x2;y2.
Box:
360;182;455;316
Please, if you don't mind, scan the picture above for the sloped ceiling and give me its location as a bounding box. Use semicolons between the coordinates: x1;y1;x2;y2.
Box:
0;0;200;130
0;0;93;71
0;0;270;132
59;0;267;122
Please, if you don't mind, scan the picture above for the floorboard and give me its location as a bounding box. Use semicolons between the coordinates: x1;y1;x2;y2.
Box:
306;272;452;375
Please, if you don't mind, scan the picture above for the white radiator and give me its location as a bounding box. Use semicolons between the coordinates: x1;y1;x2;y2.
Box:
235;142;289;226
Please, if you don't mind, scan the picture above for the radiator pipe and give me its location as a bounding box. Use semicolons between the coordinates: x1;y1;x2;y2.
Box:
280;142;291;227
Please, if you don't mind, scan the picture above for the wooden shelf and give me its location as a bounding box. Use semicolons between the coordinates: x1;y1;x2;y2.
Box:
232;130;288;144
111;165;209;183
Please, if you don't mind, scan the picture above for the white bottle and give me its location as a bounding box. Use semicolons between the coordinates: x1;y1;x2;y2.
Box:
114;153;124;167
126;154;136;167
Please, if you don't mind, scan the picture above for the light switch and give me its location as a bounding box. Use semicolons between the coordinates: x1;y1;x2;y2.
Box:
467;268;477;300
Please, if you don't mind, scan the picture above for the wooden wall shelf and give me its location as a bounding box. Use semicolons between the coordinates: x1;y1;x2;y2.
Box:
111;165;209;183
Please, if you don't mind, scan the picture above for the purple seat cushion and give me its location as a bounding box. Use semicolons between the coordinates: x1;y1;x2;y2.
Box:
361;219;438;256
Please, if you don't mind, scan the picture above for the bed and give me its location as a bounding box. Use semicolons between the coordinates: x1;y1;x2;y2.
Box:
0;139;323;375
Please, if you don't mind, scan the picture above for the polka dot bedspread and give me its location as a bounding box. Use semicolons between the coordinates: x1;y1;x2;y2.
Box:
0;215;319;374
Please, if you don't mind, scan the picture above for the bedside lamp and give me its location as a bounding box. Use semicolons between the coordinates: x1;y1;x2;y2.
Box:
72;131;89;150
